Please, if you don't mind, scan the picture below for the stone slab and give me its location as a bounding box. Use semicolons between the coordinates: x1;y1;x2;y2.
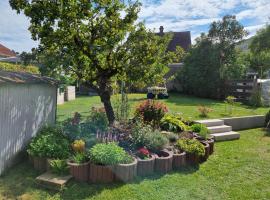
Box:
36;172;72;190
211;131;240;141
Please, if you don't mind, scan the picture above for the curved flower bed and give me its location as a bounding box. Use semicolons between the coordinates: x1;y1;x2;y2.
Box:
68;161;90;182
137;154;155;176
114;158;137;182
89;163;115;183
154;150;173;173
172;151;186;170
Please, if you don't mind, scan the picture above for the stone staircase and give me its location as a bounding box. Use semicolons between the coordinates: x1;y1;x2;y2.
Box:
195;119;240;141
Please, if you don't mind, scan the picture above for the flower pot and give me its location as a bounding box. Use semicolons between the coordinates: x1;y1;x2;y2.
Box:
88;163;114;183
114;158;137;182
200;142;210;162
68;161;90;182
186;153;200;165
31;156;48;172
137;155;155;176
154;150;173;173
207;138;214;155
172;151;186;170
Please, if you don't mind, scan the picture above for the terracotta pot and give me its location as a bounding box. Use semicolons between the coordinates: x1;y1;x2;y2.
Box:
137;154;155;176
172;151;186;170
186;152;200;165
207;138;215;155
200;142;210;162
88;163;114;183
68;161;90;182
114;158;137;182
154;150;173;173
31;156;48;172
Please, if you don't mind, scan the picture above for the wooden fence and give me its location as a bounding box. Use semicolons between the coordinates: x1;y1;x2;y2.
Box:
225;79;258;102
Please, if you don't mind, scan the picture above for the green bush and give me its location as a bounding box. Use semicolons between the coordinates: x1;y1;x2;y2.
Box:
49;159;69;175
135;100;168;126
191;124;209;139
89;143;132;165
145;130;169;153
131;121;153;148
176;138;205;156
27;126;70;159
160;114;187;133
0;62;39;74
71;152;89;164
163;131;179;143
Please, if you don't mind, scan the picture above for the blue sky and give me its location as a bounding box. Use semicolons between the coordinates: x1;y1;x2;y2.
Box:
0;0;269;52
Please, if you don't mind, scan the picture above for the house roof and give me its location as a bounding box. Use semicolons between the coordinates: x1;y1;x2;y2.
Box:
0;44;16;57
157;26;191;51
0;70;58;85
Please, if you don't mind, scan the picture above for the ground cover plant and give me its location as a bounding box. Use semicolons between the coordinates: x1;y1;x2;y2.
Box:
1;128;270;200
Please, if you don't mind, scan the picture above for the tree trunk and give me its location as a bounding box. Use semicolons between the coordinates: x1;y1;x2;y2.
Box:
98;86;115;125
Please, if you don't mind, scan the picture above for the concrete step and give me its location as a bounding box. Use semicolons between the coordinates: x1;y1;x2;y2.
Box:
208;125;232;134
195;119;224;127
211;131;240;141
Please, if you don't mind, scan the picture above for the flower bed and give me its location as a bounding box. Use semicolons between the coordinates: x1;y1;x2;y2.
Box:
154;150;173;173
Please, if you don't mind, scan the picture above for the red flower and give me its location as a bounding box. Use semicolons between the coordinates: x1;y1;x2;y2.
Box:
138;147;150;156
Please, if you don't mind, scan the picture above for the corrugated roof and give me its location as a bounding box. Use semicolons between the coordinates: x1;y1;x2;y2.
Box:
0;44;16;57
0;70;58;85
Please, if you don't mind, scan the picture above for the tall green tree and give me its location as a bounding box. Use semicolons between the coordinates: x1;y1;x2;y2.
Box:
10;0;173;124
248;25;270;78
178;16;247;98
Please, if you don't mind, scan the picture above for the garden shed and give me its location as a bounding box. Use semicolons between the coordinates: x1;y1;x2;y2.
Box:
0;71;57;175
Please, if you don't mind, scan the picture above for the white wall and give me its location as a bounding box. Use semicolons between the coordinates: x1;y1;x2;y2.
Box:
0;83;57;175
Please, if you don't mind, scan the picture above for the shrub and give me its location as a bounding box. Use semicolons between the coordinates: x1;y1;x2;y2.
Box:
160;114;187;133
225;96;236;114
49;159;69;175
162;131;179;143
27;126;70;159
176;138;205;156
191;124;209;139
86;107;109;132
198;105;212;117
131;121;153;148
135;100;168;125
89;143;132;165
71;152;89;164
145;130;169;153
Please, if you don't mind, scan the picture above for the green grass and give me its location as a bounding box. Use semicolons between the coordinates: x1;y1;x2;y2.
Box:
57;93;269;121
1;128;270;200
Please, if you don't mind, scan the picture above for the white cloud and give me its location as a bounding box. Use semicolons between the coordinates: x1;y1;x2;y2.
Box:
0;0;37;53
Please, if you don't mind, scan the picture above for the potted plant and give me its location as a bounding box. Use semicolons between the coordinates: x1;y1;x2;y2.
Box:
88;143;136;183
68;152;89;182
27;126;71;172
176;138;205;165
136;147;155;176
49;159;69;175
191;124;214;155
144;130;172;173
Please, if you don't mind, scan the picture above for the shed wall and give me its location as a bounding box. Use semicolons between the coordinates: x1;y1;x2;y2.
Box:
0;84;56;175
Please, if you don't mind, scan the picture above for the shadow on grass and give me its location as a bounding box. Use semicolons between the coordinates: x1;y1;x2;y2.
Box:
0;161;200;200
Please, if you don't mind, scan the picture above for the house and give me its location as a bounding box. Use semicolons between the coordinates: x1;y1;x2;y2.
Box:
157;26;192;51
0;43;20;63
157;26;192;91
0;70;57;175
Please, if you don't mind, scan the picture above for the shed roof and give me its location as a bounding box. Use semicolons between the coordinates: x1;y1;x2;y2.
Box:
0;70;58;85
0;44;16;57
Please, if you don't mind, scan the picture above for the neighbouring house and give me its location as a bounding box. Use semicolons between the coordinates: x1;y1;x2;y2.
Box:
0;43;20;63
0;71;57;175
157;26;191;91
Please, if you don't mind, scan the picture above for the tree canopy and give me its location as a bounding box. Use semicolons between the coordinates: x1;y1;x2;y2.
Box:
10;0;175;124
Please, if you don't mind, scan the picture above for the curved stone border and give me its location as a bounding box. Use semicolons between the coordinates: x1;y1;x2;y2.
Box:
67;161;90;182
137;155;155;176
154;150;173;173
114;158;137;182
88;163;114;183
172;151;186;170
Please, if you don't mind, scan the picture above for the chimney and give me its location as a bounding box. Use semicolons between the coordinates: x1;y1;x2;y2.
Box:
159;26;164;34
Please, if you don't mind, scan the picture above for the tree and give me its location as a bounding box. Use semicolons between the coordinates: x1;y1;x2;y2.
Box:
10;0;174;124
178;16;247;98
248;25;270;78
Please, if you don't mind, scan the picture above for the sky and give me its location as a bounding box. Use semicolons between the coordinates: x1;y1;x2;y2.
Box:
0;0;269;53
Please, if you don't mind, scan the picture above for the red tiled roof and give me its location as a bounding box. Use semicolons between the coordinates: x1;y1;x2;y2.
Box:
0;44;16;57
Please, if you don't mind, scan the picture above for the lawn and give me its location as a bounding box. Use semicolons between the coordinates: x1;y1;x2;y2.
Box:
57;93;269;121
1;128;270;200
